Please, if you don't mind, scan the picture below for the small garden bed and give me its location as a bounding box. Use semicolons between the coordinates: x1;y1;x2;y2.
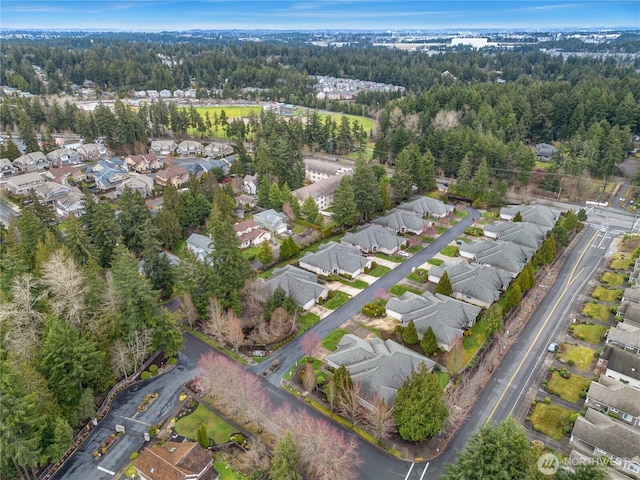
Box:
591;286;622;303
368;265;391;277
137;392;158;412
581;302;611;321
529;402;573;441
92;431;124;461
570;324;608;345
544;370;591;403
557;344;596;371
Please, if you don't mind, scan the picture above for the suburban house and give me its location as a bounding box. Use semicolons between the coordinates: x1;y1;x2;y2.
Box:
0;158;13;177
54;189;86;218
598;345;640;389
5;172;45;194
204;142;234;158
115;175;155;198
621;285;640;305
186;158;232;177
325;334;443;407
585;375;640;428
186;233;213;263
458;239;530;276
177;140;203;156
33;181;72;203
253;209;288;235
134;441;218;480
149;140;177;156
233;220;271;249
386;291;481;351
44;165;86;184
292;173;351;211
12;152;49;172
482;221;547;252
499;204;560;229
607;321;640;354
76;143;107;161
397;196;454;219
88;158;130;191
534;143;558;162
428;262;512;308
264;265;329;310
372;208;433;235
235;194;257;209
341;224;408;255
618;302;640;328
629;258;640;285
567;450;632;480
299;242;371;278
125;153;163;173
569;408;640;477
155;166;191;187
304;158;353;183
243;175;258;195
46;148;80;166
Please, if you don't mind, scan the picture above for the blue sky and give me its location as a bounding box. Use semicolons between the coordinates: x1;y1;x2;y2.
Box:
1;1;639;31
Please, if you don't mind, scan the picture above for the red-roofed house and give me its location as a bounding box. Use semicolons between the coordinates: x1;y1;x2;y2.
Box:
134;441;218;480
156;166;190;187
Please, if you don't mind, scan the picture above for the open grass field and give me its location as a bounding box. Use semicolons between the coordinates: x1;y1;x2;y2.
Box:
581;302;611;321
591;286;622;303
174;404;237;445
530;403;573;441
389;284;422;296
557;344;596;371
324;291;351;310
571;324;608;345
322;328;350;351
546;371;591;403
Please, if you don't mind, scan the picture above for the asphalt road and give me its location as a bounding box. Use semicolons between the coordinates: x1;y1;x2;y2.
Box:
0;197;18;226
246;207;481;384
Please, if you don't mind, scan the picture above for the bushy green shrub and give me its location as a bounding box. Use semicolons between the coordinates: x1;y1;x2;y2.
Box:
149;364;159;374
129;452;139;460
168;357;177;365
141;371;151;380
362;300;386;317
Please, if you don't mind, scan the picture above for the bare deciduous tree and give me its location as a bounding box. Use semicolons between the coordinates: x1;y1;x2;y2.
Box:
110;339;134;379
300;331;321;357
301;362;316;394
337;380;363;426
178;293;199;329
203;297;227;344
40;250;88;330
128;328;154;372
432;110;461;131
226;311;245;353
364;395;395;443
242;279;268;328
445;338;466;375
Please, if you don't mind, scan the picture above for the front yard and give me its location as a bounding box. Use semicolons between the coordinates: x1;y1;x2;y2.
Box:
545;371;591;403
570;324;608;345
600;271;625;286
557;344;596;371
530;402;573;441
368;265;391;277
174;404;237;445
581;302;611;321
322;328;350;351
324;291;351;310
389;284;421;296
591;286;622;303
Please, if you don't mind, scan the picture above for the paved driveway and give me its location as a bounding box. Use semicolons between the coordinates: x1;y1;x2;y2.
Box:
52;354;196;480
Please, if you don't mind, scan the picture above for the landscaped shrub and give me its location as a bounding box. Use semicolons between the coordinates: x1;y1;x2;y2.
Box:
168;357;177;365
141;371;151;380
362;300;386;317
149;364;159;374
544;397;551;404
129;452;139;460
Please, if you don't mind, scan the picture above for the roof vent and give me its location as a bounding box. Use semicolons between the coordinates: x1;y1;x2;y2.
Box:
169;447;177;453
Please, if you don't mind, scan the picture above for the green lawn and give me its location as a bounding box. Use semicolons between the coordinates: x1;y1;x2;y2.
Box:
455;210;469;219
214;461;249;480
428;258;444;266
174;404;237;444
609;255;633;270
422;236;435;243
298;312;321;333
258;270;274;279
581;302;611;321
322;328;350;351
557;344;596;371
535;161;554;170
324;291;351;310
437;372;451;389
591;286;622;303
368;265;391;277
530;403;573;441
462;321;486;365
481;211;500;220
375;252;404;263
440;245;459;257
389;284;421;296
571;324;608;345
406;245;423;254
435;226;448;235
601;271;624;286
322;112;377;132
455;237;471;243
546;372;591;403
332;277;369;289
407;268;429;283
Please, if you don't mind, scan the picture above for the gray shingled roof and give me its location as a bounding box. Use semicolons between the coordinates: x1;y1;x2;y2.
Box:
386;291;481;349
500;205;560;229
397;196;454;218
601;345;640;382
304;158;352;177
264;265;328;308
325;334;442;405
430;262;512;305
622;286;640;304
623;302;640;327
341;224;406;252
608;322;640;350
587;375;640;418
372;208;432;234
186;233;213;262
572;409;640;461
482;221;547;250
292;173;350;203
459;239;530;275
299;242;369;276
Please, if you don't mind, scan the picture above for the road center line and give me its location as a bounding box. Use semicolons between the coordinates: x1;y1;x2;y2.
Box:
485;228;599;424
